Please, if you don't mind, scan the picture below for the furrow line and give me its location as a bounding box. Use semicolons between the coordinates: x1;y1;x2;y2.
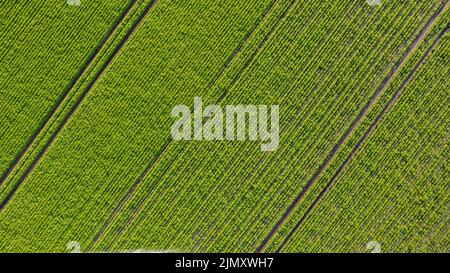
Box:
94;0;299;251
90;0;293;250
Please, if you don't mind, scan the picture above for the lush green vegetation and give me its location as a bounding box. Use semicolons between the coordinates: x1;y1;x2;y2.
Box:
0;0;448;253
0;0;133;179
277;33;449;253
263;8;450;252
0;0;276;252
95;0;446;253
0;0;152;205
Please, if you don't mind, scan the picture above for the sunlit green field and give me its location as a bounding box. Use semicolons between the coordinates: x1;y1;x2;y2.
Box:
0;0;448;253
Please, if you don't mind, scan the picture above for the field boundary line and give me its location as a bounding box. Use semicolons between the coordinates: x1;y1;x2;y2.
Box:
89;0;298;251
0;0;139;187
256;0;450;253
275;23;449;252
0;0;158;210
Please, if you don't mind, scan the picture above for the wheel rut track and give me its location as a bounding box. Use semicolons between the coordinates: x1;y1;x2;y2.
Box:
256;1;450;253
0;0;158;210
275;22;449;253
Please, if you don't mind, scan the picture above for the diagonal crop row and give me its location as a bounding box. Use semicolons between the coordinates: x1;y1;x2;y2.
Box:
69;0;286;253
1;0;447;253
171;0;444;252
97;0;355;252
87;0;290;251
263;3;450;252
189;0;442;251
0;0;286;252
0;0;135;180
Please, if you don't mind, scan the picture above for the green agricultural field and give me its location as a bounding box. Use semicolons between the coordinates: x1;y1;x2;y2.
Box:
0;0;134;181
280;37;450;252
0;0;448;255
267;19;450;253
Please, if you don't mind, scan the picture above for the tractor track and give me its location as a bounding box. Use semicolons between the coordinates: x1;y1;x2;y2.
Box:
257;1;450;253
275;22;449;253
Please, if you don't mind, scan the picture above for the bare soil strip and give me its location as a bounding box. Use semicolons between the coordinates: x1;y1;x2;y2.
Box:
257;1;450;253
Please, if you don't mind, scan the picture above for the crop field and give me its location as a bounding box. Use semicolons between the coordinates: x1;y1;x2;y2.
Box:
279;37;450;252
0;0;448;254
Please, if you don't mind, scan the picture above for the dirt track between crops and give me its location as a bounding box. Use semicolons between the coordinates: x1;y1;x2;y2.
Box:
257;0;450;253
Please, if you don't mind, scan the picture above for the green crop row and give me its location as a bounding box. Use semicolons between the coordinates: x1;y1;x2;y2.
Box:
0;0;152;206
0;0;447;253
265;5;450;252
